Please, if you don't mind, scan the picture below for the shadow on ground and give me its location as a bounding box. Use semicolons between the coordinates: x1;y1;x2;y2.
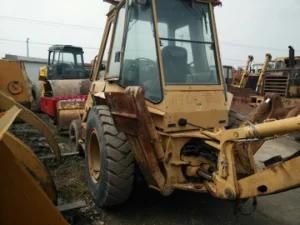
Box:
102;186;284;225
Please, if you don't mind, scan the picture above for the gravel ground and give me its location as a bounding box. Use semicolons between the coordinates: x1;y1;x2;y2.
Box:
10;115;105;225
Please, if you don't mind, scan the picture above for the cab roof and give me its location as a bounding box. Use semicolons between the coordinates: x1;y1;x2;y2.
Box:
49;45;84;53
103;0;221;6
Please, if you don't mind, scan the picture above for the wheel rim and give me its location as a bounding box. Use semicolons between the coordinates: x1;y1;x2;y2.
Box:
88;129;101;183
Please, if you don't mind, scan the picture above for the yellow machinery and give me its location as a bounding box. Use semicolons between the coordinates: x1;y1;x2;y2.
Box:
255;54;272;94
229;54;273;114
72;0;300;208
231;50;300;116
0;90;69;225
0;59;33;107
230;54;272;92
250;54;300;117
260;54;300;100
232;55;254;88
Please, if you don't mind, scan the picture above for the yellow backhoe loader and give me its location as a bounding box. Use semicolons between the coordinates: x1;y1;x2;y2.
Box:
70;0;300;208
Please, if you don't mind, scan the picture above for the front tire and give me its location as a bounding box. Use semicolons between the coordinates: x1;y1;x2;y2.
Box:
85;105;134;207
69;119;84;156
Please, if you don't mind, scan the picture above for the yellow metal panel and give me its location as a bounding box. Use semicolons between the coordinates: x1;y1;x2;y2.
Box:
0;90;61;160
0;141;69;225
0;106;21;139
238;156;300;198
2;132;57;202
0;60;32;105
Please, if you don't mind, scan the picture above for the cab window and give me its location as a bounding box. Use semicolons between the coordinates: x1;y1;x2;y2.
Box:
120;1;162;103
107;5;126;78
98;21;114;80
156;0;220;85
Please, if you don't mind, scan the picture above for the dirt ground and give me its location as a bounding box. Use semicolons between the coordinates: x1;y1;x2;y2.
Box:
10;115;300;225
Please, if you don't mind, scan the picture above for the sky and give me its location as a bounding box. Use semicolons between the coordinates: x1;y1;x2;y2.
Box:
0;0;299;67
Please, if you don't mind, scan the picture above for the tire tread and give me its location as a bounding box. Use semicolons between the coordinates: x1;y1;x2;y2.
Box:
87;105;134;207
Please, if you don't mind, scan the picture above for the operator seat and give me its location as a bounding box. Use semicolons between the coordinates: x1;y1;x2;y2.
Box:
162;46;189;84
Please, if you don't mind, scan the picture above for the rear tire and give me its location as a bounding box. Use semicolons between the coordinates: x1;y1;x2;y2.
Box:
85;105;134;207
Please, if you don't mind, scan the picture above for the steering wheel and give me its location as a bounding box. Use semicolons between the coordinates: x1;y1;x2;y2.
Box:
188;61;194;66
135;58;156;68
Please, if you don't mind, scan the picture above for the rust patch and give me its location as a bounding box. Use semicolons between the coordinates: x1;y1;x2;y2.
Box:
105;87;165;189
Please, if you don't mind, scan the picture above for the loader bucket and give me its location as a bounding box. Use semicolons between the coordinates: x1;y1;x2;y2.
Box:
0;90;61;160
229;86;257;116
0;102;69;225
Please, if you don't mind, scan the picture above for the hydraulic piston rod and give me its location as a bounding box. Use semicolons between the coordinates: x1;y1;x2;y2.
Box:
224;115;300;141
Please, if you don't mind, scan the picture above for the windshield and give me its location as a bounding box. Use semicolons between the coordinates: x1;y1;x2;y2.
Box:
61;52;75;64
48;51;88;79
120;1;162;103
156;0;219;85
50;51;84;66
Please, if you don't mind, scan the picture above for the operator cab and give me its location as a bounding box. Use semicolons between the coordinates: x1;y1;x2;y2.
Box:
100;0;224;103
97;0;228;130
47;45;89;80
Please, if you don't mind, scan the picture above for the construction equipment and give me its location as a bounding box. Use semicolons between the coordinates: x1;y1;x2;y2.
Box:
248;49;300;116
0;59;33;108
232;48;300;116
0;90;61;159
39;45;90;129
0;90;69;225
229;54;273;114
74;0;300;208
231;55;254;88
230;54;268;91
260;47;300;102
255;54;272;94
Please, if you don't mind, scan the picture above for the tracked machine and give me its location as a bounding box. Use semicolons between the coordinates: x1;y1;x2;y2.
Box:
72;0;300;207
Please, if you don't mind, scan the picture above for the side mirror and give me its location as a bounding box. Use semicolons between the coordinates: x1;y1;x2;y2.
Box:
39;66;48;81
